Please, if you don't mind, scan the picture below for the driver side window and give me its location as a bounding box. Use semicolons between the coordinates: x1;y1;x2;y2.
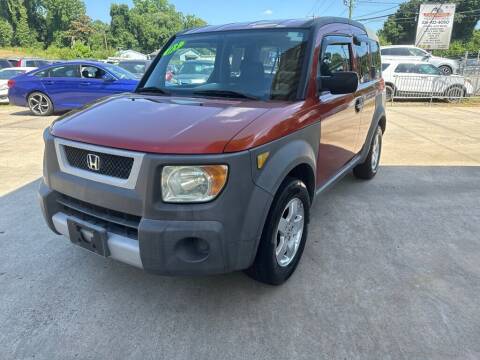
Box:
319;44;352;76
81;65;108;80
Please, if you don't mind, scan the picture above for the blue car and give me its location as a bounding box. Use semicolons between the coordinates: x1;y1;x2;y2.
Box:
8;61;139;116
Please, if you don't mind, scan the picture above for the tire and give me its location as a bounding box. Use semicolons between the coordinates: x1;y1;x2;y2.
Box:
444;86;465;103
353;125;382;180
385;84;395;101
246;177;310;285
438;65;453;75
27;91;53;116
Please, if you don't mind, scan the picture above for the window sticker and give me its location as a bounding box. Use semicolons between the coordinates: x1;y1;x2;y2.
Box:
164;40;186;56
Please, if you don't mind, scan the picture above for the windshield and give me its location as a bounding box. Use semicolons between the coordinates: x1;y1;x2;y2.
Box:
140;29;309;101
0;69;25;79
103;63;137;80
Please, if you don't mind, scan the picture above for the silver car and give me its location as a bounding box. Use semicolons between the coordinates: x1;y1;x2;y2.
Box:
381;45;458;75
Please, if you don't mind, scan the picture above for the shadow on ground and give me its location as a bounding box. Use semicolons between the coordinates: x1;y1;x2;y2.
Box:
1;167;479;359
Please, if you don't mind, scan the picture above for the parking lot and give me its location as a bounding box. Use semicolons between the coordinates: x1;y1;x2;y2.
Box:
1;104;480;359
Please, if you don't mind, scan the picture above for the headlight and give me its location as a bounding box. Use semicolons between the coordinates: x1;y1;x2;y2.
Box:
161;165;228;203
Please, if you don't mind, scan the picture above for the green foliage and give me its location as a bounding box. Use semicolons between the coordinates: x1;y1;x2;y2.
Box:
0;18;14;47
0;0;207;57
379;0;480;46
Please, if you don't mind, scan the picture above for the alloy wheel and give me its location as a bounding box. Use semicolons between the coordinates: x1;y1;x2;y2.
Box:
371;128;381;172
275;197;305;267
28;93;50;115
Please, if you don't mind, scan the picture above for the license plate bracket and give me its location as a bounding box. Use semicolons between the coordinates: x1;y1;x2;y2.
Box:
67;218;110;257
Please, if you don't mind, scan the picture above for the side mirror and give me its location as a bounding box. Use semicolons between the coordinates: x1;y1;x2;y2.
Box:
318;71;359;95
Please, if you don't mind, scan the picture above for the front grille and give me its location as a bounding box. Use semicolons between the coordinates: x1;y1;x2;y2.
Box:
63;145;134;179
57;195;141;239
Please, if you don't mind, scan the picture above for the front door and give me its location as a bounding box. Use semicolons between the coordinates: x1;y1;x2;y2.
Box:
40;64;82;109
316;36;362;186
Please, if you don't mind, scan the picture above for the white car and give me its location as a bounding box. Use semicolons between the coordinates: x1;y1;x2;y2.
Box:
0;67;36;104
382;60;473;101
381;45;458;75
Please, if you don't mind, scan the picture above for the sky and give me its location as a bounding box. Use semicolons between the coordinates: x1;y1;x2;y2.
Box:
84;0;408;31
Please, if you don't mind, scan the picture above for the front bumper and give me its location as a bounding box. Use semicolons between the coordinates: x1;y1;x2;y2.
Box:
39;130;273;275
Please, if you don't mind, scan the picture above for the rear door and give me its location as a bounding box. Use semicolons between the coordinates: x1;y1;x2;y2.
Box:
40;64;82;109
353;37;381;152
316;35;362;186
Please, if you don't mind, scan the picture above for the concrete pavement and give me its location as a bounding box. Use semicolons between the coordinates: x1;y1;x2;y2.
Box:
1;104;480;359
1;167;479;359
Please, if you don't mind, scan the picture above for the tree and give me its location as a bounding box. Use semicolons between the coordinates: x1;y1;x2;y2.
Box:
110;3;138;50
65;14;94;45
43;0;87;44
183;14;207;30
379;0;480;45
0;18;14;46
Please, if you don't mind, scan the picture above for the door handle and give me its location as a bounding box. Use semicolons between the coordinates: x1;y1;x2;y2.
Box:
79;81;90;86
355;97;364;112
44;80;54;85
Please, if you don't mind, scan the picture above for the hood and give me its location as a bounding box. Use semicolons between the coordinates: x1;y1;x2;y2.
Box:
50;94;269;154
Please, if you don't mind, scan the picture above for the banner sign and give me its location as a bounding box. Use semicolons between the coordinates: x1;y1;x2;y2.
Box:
415;3;456;50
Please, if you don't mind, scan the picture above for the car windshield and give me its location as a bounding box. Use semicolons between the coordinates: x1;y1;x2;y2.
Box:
0;69;25;79
102;63;137;80
140;29;309;101
118;61;149;75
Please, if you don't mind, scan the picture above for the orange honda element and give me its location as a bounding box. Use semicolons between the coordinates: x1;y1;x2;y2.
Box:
39;18;386;285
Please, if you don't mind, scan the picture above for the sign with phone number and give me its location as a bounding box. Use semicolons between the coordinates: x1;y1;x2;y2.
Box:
415;3;456;50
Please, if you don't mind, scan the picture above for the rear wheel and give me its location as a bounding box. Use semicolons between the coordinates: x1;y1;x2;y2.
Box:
246;178;310;285
445;85;465;103
353;125;382;180
28;92;53;116
438;65;453;75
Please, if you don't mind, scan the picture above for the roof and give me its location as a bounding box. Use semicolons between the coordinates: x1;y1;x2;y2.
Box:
381;45;417;48
382;59;430;65
181;17;368;35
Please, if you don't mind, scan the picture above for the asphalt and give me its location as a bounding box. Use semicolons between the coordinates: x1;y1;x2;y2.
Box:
1;166;479;359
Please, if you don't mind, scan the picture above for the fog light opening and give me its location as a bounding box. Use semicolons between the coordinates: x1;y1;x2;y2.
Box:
174;237;210;263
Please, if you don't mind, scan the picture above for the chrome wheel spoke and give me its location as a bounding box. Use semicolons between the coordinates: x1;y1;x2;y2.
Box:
275;198;305;267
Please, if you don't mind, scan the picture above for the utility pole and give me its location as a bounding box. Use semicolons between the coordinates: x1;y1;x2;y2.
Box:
344;0;355;19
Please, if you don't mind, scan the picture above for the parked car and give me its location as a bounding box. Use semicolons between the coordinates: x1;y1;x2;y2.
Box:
0;59;13;70
8;61;138;115
381;45;459;75
116;60;151;78
0;67;36;104
9;58;51;68
39;18;386;285
382;60;473;101
168;60;215;85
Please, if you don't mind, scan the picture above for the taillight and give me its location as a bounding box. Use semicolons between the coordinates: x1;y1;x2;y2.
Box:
7;79;15;88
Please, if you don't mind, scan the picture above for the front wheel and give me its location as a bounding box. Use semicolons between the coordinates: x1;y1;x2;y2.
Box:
28;92;53;116
353;125;383;180
246;178;310;285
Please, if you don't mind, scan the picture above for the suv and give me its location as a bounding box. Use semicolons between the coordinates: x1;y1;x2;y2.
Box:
381;45;458;75
39;18;386;285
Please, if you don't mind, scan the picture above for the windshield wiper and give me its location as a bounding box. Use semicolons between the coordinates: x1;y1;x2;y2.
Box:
193;89;259;100
136;86;170;95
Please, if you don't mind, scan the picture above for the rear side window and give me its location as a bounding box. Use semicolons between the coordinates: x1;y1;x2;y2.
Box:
382;63;390;71
26;60;36;67
354;40;371;83
394;64;415;73
388;48;411;56
35;69;49;78
50;65;80;78
320;44;351;76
